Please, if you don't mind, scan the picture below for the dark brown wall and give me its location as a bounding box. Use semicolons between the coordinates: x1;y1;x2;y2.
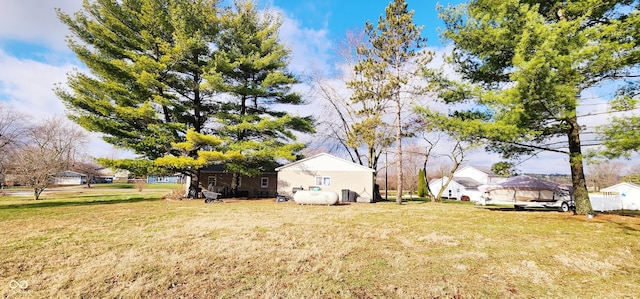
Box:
199;172;277;198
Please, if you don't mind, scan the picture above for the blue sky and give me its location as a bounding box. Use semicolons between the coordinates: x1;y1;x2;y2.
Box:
0;0;583;174
270;0;462;45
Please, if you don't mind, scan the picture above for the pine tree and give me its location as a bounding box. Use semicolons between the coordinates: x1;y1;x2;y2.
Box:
206;1;314;193
56;0;311;197
425;0;640;215
353;0;432;204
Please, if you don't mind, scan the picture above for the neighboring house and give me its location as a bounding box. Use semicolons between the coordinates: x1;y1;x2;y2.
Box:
428;166;504;202
53;171;87;185
95;167;129;183
275;153;376;203
428;176;481;201
454;165;502;185
198;164;278;198
600;182;640;198
590;182;640;211
147;174;185;184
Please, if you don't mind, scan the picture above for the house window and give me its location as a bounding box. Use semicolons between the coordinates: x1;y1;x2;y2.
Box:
260;177;269;188
315;176;331;186
208;176;216;187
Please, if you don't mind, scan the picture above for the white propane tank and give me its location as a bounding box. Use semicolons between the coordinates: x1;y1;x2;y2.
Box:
293;190;339;205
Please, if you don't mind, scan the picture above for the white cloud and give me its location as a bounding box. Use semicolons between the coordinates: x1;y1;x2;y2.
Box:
0;49;125;159
0;49;70;116
0;0;81;50
275;8;333;77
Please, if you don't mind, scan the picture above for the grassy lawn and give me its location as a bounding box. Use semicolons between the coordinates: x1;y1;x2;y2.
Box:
1;186;639;298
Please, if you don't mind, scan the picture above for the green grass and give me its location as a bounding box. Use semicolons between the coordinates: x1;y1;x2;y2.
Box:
90;183;183;190
1;186;639;298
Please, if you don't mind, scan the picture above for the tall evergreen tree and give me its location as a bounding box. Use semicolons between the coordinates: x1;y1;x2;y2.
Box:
354;0;432;204
56;0;311;197
422;0;640;214
206;0;314;193
56;0;221;196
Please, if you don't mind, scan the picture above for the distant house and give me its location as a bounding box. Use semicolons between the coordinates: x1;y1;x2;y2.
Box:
147;174;184;184
600;182;640;198
428;166;504;202
590;182;640;211
198;164;278;198
53;171;87;185
276;153;376;203
94;167;129;183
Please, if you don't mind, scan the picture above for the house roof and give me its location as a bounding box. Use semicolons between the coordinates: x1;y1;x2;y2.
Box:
428;176;482;189
600;182;640;193
201;163;277;173
55;171;87;177
275;153;375;172
455;165;497;177
452;177;483;188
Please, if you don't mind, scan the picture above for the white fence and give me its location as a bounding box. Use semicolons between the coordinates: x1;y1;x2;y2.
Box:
588;194;640;211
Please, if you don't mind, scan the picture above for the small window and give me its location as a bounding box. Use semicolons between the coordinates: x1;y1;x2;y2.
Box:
208;176;216;187
260;177;269;188
315;176;331;186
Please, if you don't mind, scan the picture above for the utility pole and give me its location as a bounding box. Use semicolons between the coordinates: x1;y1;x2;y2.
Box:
385;151;388;201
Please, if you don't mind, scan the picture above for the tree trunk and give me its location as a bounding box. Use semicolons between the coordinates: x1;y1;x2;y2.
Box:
568;116;594;215
187;169;201;198
33;187;44;200
396;103;403;204
231;172;240;197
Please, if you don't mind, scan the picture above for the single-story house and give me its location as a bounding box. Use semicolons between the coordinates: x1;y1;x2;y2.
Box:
52;171;87;185
590;182;640;211
454;165;502;185
198;164;278;198
600;182;640;198
428;166;504;202
147;174;185;184
95;167;129;183
275;153;375;203
428;176;483;201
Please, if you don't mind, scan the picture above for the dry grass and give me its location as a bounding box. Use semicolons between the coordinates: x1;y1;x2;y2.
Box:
1;186;640;298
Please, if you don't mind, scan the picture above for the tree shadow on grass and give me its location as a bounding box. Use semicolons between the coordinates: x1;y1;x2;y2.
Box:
0;196;163;210
480;206;561;213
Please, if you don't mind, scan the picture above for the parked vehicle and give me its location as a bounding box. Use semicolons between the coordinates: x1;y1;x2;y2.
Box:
482;193;575;212
478;175;575;212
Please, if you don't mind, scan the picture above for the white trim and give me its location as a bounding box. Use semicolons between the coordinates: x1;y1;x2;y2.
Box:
275;153;375;172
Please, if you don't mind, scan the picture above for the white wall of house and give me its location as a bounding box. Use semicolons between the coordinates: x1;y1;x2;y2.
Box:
429;177;468;200
600;182;640;199
276;153;375;202
53;177;83;185
53;171;87;185
592;182;640;211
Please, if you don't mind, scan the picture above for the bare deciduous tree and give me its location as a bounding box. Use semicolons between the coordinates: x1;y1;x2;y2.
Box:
586;161;625;191
9;117;87;199
312;29;393;173
0;104;29;187
402;143;425;197
72;159;103;188
431;138;480;202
